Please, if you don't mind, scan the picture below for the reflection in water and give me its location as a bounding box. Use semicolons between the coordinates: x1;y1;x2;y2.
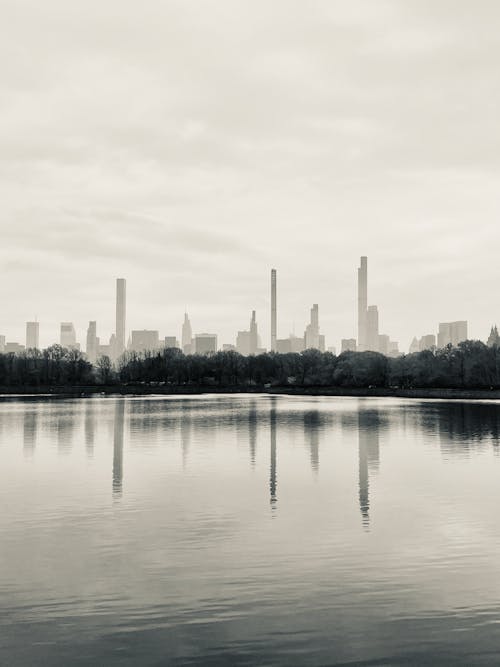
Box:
304;411;320;473
248;401;257;469
435;402;500;459
180;407;191;470
6;396;500;666
358;410;380;529
23;408;38;457
57;410;75;454
270;401;277;509
112;401;125;497
84;401;95;458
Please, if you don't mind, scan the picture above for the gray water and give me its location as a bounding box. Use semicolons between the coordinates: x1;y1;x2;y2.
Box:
2;395;500;666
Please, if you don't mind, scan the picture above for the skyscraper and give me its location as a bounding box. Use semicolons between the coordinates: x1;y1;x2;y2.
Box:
341;338;357;353
60;322;77;349
86;321;99;363
182;313;192;354
237;310;260;356
115;278;126;360
366;305;379;352
357;256;368;351
130;330;159;353
26;322;39;350
271;268;277;352
194;333;217;354
249;310;258;355
304;303;320;350
437;321;468;348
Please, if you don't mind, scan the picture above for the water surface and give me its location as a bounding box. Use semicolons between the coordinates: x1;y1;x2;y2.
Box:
2;394;500;665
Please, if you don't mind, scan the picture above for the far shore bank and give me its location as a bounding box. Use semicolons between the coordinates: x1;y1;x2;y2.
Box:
2;385;500;401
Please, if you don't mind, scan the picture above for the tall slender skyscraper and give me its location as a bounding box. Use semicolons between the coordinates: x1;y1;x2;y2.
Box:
271;268;277;352
367;305;379;352
26;321;39;350
182;313;193;354
304;304;320;350
357;256;368;351
115;278;126;359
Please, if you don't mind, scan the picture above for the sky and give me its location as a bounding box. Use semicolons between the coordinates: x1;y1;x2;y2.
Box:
1;0;499;352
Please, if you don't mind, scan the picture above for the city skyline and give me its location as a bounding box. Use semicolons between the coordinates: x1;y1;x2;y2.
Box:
2;2;500;359
0;257;480;357
0;254;492;354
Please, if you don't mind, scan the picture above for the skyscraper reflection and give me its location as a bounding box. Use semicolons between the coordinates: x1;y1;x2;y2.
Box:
23;407;38;457
248;401;257;469
304;410;320;473
56;408;76;454
270;400;277;509
358;409;380;529
180;407;191;470
113;400;125;497
84;401;95;458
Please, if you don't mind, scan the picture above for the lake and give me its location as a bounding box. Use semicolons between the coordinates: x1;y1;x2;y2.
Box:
2;394;500;665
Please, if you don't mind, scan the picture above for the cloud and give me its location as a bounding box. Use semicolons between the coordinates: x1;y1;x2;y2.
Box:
1;1;500;349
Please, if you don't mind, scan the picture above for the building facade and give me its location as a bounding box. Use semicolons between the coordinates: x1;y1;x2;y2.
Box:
437;321;468;348
86;321;99;362
130;330;159;353
26;322;39;350
115;278;126;359
194;333;217;355
60;322;77;349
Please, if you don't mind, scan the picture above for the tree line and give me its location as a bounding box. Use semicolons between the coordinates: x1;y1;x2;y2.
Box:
1;340;500;389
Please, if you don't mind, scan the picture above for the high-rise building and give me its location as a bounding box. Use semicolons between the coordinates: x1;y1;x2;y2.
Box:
26;322;39;350
86;321;99;363
409;337;420;354
341;338;357;353
60;322;77;349
437;321;468;348
419;334;436;351
163;336;179;349
378;334;390;356
130;330;159;353
182;313;193;354
276;338;291;354
5;342;25;354
0;335;5;352
357;256;368;351
271;269;277;352
304;304;320;350
115;278;126;359
276;335;305;354
366;305;379;352
388;341;400;357
237;310;260;356
194;333;217;355
249;310;258;354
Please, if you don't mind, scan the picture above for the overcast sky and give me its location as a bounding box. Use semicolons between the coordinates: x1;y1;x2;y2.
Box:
1;0;499;351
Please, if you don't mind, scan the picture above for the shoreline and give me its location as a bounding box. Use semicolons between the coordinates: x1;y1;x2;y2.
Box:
1;385;500;401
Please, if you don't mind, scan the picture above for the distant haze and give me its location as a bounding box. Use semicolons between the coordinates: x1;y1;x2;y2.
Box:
1;0;499;351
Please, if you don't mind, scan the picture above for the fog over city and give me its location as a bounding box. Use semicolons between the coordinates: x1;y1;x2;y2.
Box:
1;0;500;351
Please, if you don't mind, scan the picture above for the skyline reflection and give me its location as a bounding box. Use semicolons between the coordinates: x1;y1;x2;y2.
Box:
358;409;380;529
270;400;277;509
112;400;125;497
